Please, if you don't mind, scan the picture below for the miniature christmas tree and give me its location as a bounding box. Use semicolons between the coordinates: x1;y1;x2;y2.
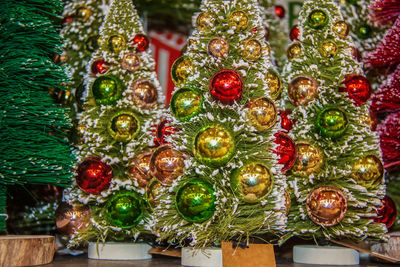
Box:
60;0;110;113
281;0;387;242
151;0;289;248
0;0;74;232
259;0;289;71
64;0;165;246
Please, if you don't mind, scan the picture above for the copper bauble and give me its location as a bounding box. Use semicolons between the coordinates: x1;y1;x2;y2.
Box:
229;11;249;31
129;151;153;187
319;40;338;57
129;79;158;108
208;37;229;58
121;53;140;72
288;75;319;106
291;142;324;177
351;155;384;187
333;21;349;39
150;145;184;185
265;69;282;99
246;97;277;131
306;186;347;226
55;203;91;236
196;12;215;32
287;42;302;60
241;39;262;61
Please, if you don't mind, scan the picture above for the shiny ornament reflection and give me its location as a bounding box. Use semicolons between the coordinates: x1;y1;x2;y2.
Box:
265;69;282;99
129;79;158;108
308;10;328;29
121;53;141;72
288;75;318;106
333;21;349;39
109;112;139;142
351;155;383;187
242;39;262;61
171;57;193;85
287;42;302;60
320;41;338;57
129;151;153;187
170;87;203;121
316;107;348;138
106;192;143;228
228;11;249;31
150;145;184;185
55;203;91;236
208;37;229;58
76;7;91;22
76;158;113;194
196;12;215;32
210;69;243;104
92;75;122;105
292;142;324;177
246;97;277;131
306;186;347;226
108;35;126;53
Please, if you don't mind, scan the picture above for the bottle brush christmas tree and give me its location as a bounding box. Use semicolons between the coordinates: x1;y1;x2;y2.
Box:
64;0;165;246
60;0;110;113
281;0;387;243
0;0;74;232
151;0;290;248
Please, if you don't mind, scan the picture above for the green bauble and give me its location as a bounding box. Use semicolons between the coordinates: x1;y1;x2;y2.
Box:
308;10;328;29
92;75;122;105
170;87;203;121
316;107;348;138
231;163;273;203
175;180;216;223
106;192;143;228
355;24;372;39
193;125;236;167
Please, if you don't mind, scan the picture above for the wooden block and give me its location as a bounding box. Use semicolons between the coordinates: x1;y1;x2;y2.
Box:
148;246;182;258
0;235;55;267
369;232;400;263
222;242;276;267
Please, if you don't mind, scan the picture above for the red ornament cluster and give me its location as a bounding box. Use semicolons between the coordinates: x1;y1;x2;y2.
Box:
342;75;371;106
289;25;299;41
273;132;297;173
76;158;113;194
152;119;177;147
91;59;109;76
378;112;400;171
374;195;397;229
210;69;243;104
275;5;285;19
280;110;294;132
132;34;149;52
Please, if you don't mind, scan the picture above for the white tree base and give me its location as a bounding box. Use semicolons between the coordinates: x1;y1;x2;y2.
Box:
88;242;152;260
181;247;222;267
293;245;359;265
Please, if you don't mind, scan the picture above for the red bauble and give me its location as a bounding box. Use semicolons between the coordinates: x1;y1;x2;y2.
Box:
152;119;177;147
76;158;113;194
132;34;149;52
280;110;293;132
63;16;73;24
210;69;243;104
275;5;285;19
289;25;299;41
273;132;296;172
342;75;371;106
91;59;109;76
374;195;397;229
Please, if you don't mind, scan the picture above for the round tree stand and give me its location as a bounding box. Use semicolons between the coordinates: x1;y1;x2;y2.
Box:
293;245;359;265
0;235;55;267
181;247;222;267
88;242;152;260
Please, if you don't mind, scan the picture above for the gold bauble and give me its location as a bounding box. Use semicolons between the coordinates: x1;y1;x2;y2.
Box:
246;97;277;132
194;125;236;167
265;69;282;99
351;155;384;187
333;21;349;39
291;142;324;177
121;53;140;72
285;190;291;215
129;151;153;187
288;75;319;106
287;42;302;60
146;179;163;209
233;163;273;203
229;11;249;31
171;57;193;85
196;12;215;32
306;186;347;226
76;6;92;22
108;35;126;53
208;37;229;58
129;79;158;109
150;145;184;185
319;41;338;57
241;39;262;62
109;113;140;142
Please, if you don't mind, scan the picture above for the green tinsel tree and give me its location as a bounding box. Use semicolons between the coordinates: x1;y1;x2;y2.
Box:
151;0;288;248
281;0;387;243
64;0;166;246
0;0;74;232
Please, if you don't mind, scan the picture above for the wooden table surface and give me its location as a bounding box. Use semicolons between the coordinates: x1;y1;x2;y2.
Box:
44;253;396;267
